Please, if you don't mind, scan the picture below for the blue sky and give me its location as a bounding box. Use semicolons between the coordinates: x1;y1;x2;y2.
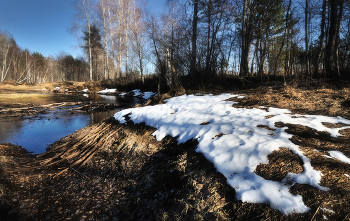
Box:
0;0;165;58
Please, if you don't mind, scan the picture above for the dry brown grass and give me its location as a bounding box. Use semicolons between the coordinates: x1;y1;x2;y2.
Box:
0;82;87;93
0;94;88;108
3;118;347;220
231;86;350;119
230;84;350;220
0;82;91;109
1;84;350;220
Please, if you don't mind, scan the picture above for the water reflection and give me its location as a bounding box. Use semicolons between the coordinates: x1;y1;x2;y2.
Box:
89;108;122;124
0;94;140;154
0;113;91;154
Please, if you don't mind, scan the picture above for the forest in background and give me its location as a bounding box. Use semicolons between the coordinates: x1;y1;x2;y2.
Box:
0;0;349;89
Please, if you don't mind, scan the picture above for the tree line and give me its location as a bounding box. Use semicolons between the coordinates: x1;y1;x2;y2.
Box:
0;30;90;83
1;0;349;88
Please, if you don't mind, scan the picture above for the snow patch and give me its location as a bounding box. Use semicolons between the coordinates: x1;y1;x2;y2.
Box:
131;89;156;100
328;151;350;164
132;89;142;96
79;88;89;93
98;88;117;94
114;94;350;215
142;92;156;100
119;89;156;99
323;155;334;159
321;208;335;214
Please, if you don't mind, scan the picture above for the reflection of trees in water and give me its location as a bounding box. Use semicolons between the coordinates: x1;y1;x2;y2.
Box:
90;110;119;124
0;118;23;141
59;115;90;128
88;94;120;105
0;95;140;153
88;94;142;107
98;95;118;103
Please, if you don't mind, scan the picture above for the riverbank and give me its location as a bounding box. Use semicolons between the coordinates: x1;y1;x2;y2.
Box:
0;81;156;120
1;84;350;220
0;82;155;155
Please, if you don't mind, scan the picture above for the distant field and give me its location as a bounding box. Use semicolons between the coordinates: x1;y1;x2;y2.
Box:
0;82;89;107
0;82;86;93
0;93;87;107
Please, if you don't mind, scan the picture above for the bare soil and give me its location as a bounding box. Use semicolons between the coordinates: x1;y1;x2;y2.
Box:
1;84;350;220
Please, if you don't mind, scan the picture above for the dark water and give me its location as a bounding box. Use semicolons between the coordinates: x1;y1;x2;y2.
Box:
0;94;142;154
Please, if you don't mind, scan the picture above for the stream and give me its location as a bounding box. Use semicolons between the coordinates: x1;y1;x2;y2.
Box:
0;94;142;154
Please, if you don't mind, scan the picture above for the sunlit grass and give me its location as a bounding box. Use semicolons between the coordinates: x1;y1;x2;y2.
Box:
0;82;86;93
0;93;87;106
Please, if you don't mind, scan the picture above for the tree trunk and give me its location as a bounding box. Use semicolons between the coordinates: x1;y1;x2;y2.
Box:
206;0;212;77
335;0;344;77
0;42;10;82
305;0;309;77
190;0;198;80
125;1;129;76
315;0;326;78
81;0;93;81
100;0;109;79
240;0;250;77
326;0;344;78
107;0;115;79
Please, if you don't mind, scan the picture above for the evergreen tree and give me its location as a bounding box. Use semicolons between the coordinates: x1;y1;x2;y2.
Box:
82;24;102;80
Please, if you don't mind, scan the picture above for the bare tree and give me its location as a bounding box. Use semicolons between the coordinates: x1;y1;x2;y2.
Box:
240;0;253;77
130;1;147;84
0;31;13;82
72;0;94;81
114;0;125;78
314;0;327;77
326;0;344;78
98;0;110;79
190;0;199;81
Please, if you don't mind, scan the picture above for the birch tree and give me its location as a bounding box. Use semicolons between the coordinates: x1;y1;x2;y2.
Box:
98;0;110;79
72;0;94;81
0;31;13;82
131;2;147;84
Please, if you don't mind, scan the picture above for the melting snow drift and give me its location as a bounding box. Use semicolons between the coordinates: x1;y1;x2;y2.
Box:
132;89;156;100
328;151;350;164
119;89;156;100
98;88;117;94
114;94;350;215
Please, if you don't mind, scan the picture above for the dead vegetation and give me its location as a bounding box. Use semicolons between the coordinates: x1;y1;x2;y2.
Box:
230;86;350;119
1;84;350;220
255;147;304;182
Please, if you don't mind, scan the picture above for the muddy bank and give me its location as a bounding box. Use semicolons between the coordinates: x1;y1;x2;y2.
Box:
0;101;122;118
